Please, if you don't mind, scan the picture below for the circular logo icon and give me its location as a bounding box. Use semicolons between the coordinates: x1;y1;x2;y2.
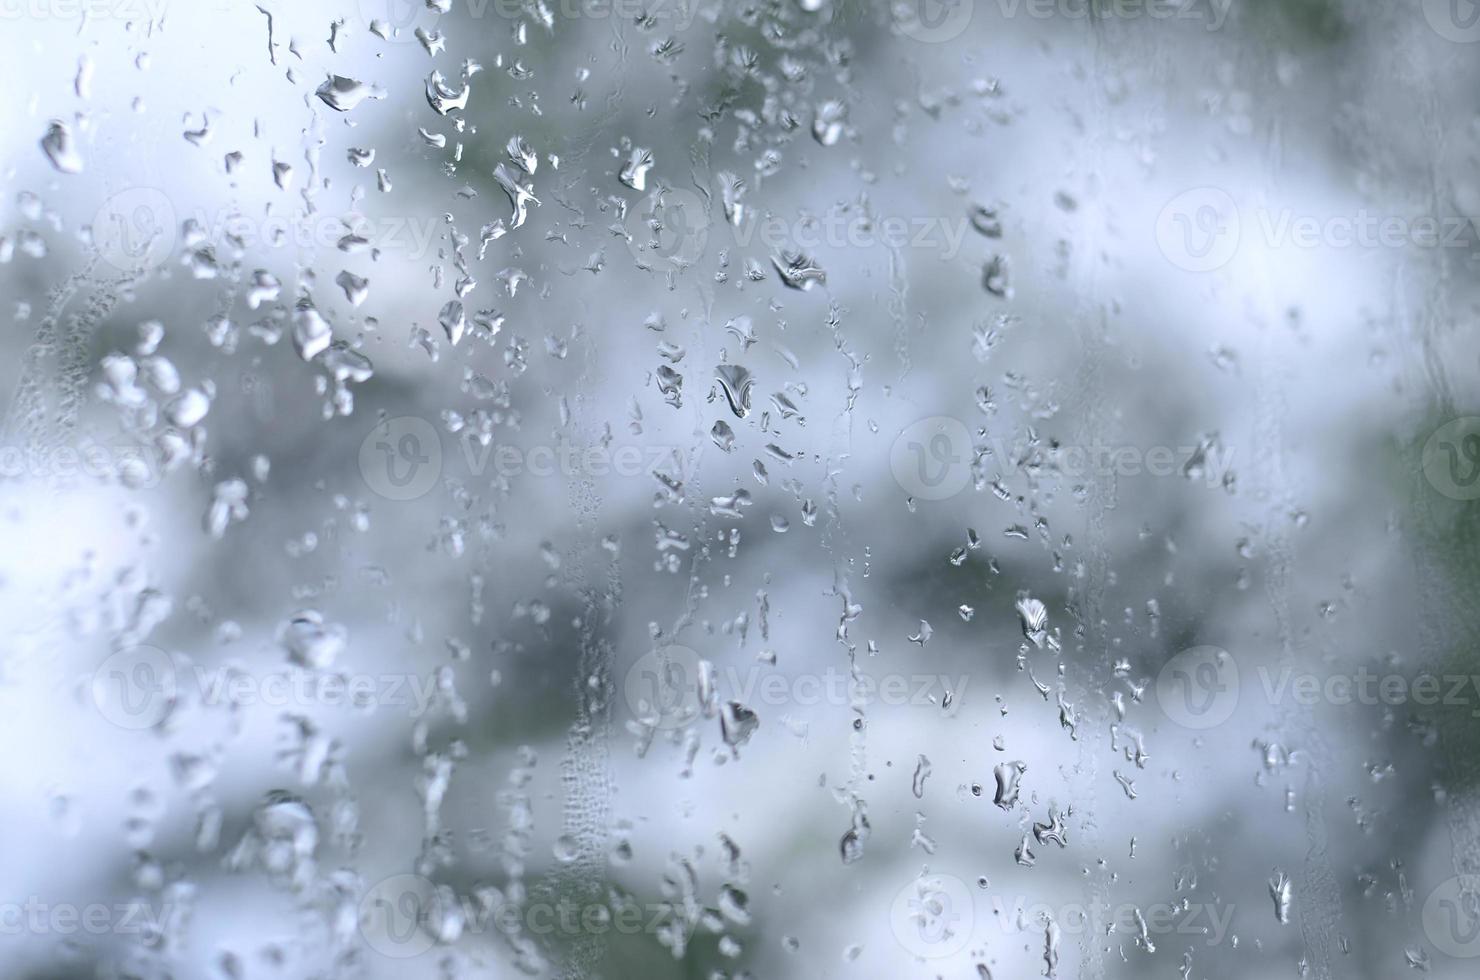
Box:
891;416;973;501
1423;0;1480;42
360;873;449;958
359;416;443;501
1422;417;1480;501
91;645;177;730
1156;645;1239;729
654;0;698;31
624;187;710;268
357;0;443;42
623;645;705;730
895;0;974;43
1424;875;1480;958
1156;187;1240;272
890;873;973;959
92;187;177;272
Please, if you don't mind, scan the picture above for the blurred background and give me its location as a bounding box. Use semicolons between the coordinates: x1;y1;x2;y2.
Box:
4;0;1480;977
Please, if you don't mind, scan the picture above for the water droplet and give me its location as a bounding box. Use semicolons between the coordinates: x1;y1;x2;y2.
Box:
292;300;333;361
715;364;755;418
771;251;827;290
40;121;83;173
619;147;655;190
315;75;384;112
1270;871;1293;924
440;300;466;345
